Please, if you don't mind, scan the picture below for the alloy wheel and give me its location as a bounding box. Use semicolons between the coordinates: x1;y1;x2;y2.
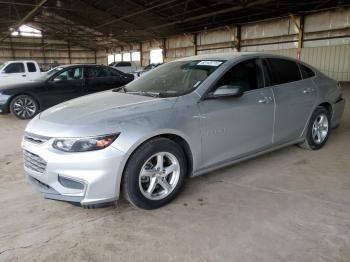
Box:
139;152;180;200
311;113;329;144
13;97;37;119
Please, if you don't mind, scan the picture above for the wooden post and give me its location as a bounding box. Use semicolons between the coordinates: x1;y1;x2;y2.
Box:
290;14;304;59
162;38;167;61
67;41;72;64
236;25;241;52
193;34;197;55
140;42;143;67
9;36;15;59
41;35;46;68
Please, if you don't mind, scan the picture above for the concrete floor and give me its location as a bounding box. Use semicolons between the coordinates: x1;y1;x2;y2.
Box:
0;85;349;262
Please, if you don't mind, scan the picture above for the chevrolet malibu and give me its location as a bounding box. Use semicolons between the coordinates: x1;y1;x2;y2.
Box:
22;53;345;209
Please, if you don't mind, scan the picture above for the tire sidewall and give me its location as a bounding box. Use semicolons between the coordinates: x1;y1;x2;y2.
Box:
124;138;187;209
306;107;331;150
10;95;38;120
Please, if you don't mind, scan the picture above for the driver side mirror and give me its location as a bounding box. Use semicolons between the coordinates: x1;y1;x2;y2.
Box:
208;85;244;99
52;76;65;83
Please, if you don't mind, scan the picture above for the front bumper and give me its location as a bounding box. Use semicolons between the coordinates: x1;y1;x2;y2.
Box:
22;137;126;205
0;102;10;114
0;94;11;114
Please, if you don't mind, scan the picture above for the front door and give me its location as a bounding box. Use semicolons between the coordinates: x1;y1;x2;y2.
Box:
199;58;275;169
0;62;27;85
43;66;85;108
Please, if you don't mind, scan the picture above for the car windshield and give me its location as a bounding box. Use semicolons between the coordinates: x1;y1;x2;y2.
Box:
125;60;224;97
34;67;63;81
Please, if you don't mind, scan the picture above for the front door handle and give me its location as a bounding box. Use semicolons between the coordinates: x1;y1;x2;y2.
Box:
258;96;273;104
303;88;315;94
22;74;27;77
258;98;268;104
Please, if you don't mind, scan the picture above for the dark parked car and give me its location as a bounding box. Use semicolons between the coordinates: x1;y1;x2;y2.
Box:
0;64;134;119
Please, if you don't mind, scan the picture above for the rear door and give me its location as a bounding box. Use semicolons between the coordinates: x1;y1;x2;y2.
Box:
84;66;115;93
109;67;134;87
264;58;317;143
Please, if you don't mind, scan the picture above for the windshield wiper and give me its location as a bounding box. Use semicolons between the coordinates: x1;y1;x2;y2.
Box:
126;91;162;97
112;86;128;93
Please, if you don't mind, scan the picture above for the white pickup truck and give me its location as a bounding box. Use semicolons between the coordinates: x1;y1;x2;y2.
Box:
109;61;138;74
0;60;42;86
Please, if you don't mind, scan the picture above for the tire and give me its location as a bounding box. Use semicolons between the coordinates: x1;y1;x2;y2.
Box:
10;95;39;120
123;137;187;209
298;106;331;150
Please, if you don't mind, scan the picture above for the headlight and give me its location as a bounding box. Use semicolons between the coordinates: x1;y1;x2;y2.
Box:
0;93;10;104
52;134;119;152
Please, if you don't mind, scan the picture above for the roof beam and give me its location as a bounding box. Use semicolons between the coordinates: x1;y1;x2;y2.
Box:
94;0;178;29
0;0;48;42
150;0;274;30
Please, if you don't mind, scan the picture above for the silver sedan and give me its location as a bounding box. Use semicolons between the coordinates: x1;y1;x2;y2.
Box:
22;52;345;209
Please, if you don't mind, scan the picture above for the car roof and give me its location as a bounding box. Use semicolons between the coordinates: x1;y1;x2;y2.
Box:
176;52;261;61
4;60;38;63
176;52;303;63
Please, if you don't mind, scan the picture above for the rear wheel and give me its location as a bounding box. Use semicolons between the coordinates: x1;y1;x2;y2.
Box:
298;106;331;150
10;95;39;120
123;138;187;209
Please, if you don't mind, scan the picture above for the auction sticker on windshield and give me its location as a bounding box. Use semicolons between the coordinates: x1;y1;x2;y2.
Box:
197;61;223;67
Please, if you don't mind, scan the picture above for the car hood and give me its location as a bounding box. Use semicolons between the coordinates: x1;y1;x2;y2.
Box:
0;81;45;92
26;90;177;137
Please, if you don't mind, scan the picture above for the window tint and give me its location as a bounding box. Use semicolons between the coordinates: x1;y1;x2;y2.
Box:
299;64;315;79
4;63;25;73
56;67;83;81
217;59;264;93
84;67;99;78
27;62;37;72
109;68;122;77
98;68;111;77
266;58;301;85
116;62;131;67
85;67;112;78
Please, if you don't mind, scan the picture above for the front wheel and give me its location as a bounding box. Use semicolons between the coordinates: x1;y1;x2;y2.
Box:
298;106;331;150
123;138;187;209
10;95;39;119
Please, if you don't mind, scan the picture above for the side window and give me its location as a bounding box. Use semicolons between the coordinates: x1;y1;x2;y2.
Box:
109;68;123;77
96;67;111;78
4;63;25;74
56;67;83;81
299;64;315;79
27;62;37;72
84;67;100;78
266;58;301;85
217;59;264;93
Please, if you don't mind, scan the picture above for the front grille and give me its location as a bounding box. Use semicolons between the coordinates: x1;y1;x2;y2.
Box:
23;150;47;173
24;132;51;144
